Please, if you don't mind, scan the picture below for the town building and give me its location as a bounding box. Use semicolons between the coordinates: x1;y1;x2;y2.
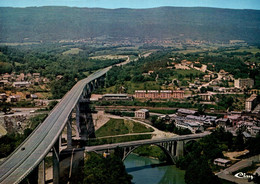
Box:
9;96;18;102
245;94;258;112
214;158;231;167
134;90;184;99
226;114;241;127
175;120;201;133
135;90;146;98
2;74;12;81
199;93;212;101
172;91;184;99
234;78;254;89
146;90;160;99
250;126;260;136
0;93;7;101
100;94;133;101
177;108;197;116
31;94;38;99
160;90;172;99
0;80;9;87
135;109;149;119
216;118;230;127
203;75;211;82
12;81;31;88
32;73;41;78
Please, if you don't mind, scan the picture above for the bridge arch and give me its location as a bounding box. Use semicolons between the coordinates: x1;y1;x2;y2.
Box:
122;144;175;164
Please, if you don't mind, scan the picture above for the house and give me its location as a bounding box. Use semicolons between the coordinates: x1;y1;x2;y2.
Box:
2;74;12;81
214;158;231;167
135;109;149;119
100;94;132;101
135;90;146;98
160;90;172;99
203;75;211;82
175;120;201;133
216;118;230;127
177;108;197;116
26;73;32;78
245;94;258;112
9;96;18;102
250;126;260;136
31;94;38;99
0;93;7;101
0;80;9;87
12;81;31;88
148;71;154;75
234;78;254;89
242;132;252;141
199;93;212;101
146;90;160;99
43;78;50;84
56;75;63;80
172;90;184;99
33;73;41;78
226;115;241;127
19;73;25;81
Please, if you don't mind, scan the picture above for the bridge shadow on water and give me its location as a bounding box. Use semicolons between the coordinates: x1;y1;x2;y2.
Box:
126;162;171;173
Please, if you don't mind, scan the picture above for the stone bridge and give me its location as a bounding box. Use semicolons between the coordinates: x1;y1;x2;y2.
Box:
85;132;210;163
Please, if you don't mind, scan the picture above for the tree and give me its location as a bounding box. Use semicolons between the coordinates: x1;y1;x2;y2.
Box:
185;158;221;184
84;152;132;184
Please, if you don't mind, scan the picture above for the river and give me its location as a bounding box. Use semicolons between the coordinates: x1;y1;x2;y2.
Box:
124;154;186;184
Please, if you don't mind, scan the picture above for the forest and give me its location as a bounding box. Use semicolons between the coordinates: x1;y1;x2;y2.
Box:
1;7;260;43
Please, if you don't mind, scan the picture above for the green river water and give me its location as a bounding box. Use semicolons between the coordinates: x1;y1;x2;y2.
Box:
124;154;186;184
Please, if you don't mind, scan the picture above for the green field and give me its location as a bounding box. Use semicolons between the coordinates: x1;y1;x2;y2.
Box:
95;118;154;137
224;46;260;54
62;48;83;55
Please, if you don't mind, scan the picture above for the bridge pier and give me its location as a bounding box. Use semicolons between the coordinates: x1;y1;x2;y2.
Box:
176;141;184;157
53;136;61;184
76;102;80;138
67;118;72;148
38;160;45;184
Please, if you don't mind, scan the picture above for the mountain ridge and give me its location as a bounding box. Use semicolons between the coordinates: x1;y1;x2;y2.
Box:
0;6;260;43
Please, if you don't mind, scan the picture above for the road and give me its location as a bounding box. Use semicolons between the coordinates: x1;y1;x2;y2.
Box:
0;108;40;118
198;72;222;90
216;155;260;184
0;67;111;184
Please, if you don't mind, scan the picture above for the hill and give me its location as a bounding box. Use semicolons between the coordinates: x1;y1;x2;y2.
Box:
0;6;260;43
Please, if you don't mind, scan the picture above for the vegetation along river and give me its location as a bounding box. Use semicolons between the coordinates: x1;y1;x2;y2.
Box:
124;154;186;184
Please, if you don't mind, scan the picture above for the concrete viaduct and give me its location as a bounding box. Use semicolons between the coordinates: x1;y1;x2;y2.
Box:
0;64;209;184
0;67;110;184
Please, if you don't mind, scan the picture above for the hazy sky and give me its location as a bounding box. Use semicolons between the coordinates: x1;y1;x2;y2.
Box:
0;0;260;10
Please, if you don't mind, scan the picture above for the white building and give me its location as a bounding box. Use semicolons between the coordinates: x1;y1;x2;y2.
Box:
175;120;201;133
135;109;149;119
12;81;30;87
234;78;254;89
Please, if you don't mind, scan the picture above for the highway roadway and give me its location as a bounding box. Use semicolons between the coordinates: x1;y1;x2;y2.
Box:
0;66;111;184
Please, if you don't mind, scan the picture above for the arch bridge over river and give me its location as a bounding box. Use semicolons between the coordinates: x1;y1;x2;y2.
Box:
0;62;209;184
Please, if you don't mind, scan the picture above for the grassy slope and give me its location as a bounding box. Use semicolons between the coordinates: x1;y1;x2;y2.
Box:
95;118;154;137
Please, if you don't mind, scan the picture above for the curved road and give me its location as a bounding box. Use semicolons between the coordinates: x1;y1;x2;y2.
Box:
0;67;111;184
